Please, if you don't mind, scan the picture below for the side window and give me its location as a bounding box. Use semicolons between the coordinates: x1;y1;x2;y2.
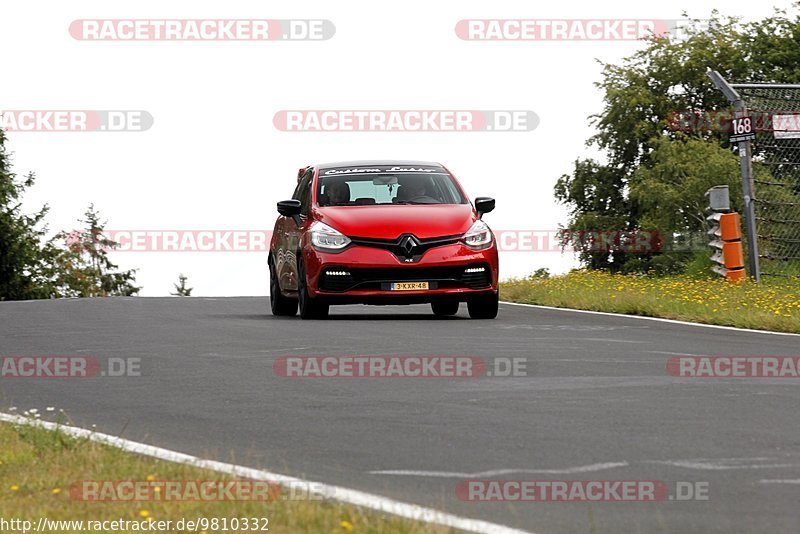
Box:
298;170;314;216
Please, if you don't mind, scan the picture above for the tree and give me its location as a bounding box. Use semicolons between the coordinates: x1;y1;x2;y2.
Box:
629;135;744;233
171;274;193;296
53;205;140;297
554;7;800;272
0;127;141;299
554;159;630;270
0;128;59;300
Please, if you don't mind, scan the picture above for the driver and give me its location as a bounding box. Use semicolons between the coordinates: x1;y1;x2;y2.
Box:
397;175;436;203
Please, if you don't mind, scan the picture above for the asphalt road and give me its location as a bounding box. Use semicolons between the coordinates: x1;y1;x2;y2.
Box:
1;297;799;533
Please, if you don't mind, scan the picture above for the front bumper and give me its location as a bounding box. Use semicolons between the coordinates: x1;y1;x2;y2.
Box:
303;242;499;305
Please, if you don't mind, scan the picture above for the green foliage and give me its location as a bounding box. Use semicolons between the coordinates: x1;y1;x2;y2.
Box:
554;7;800;273
502;270;800;333
684;250;715;278
530;267;551;279
0;129;60;300
629;135;743;232
12;410;82;455
171;273;193;296
555;160;629;270
0;130;140;299
53;205;140;297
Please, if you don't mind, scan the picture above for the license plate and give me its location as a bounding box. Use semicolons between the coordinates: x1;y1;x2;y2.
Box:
390;281;429;291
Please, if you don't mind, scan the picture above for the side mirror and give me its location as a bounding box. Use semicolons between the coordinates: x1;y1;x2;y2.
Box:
475;197;495;218
277;199;302;226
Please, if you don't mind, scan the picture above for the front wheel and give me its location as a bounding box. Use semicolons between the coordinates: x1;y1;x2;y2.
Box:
270;261;297;316
467;291;499;319
298;258;329;320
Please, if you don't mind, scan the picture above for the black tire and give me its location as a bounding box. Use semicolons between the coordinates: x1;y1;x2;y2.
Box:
431;301;459;316
467;291;499;319
270;261;297;316
298;258;329;320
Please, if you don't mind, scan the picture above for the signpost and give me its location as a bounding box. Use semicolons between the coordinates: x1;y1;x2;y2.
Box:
729;115;756;143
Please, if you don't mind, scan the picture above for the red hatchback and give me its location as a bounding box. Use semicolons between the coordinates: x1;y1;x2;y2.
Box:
269;161;499;319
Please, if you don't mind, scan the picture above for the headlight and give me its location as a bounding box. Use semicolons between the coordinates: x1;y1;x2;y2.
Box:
463;220;493;250
310;221;351;252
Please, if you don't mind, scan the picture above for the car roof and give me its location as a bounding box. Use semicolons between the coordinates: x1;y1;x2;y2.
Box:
316;160;444;170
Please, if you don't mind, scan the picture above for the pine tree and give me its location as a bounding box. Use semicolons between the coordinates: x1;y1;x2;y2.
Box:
53;204;140;297
0;128;59;300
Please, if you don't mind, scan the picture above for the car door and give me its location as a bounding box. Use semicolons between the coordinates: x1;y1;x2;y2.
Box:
279;168;313;291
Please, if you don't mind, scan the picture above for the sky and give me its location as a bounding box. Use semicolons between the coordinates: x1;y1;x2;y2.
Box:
1;0;791;296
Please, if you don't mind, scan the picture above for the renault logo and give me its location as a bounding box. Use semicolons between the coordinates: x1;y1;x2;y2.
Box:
398;235;419;257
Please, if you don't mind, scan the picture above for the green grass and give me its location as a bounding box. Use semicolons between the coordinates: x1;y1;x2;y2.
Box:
501;270;800;334
0;417;451;534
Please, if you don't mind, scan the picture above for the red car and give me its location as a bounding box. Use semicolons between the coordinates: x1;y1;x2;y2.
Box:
269;161;498;319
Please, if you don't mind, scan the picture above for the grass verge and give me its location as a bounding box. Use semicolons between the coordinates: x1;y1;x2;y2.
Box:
0;417;450;534
501;270;800;334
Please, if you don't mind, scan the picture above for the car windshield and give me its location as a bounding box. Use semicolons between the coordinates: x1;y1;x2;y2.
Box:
317;167;467;206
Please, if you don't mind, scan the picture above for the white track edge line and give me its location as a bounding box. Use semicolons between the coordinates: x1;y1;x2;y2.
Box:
0;413;533;534
500;301;800;337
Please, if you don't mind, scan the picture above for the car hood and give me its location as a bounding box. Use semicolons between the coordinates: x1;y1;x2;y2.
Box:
315;204;476;240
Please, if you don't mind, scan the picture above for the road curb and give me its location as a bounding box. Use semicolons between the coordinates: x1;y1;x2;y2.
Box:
0;412;534;534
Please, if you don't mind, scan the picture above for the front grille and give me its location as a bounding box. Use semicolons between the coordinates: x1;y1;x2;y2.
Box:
462;268;492;288
318;263;491;292
350;234;462;263
319;271;355;292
